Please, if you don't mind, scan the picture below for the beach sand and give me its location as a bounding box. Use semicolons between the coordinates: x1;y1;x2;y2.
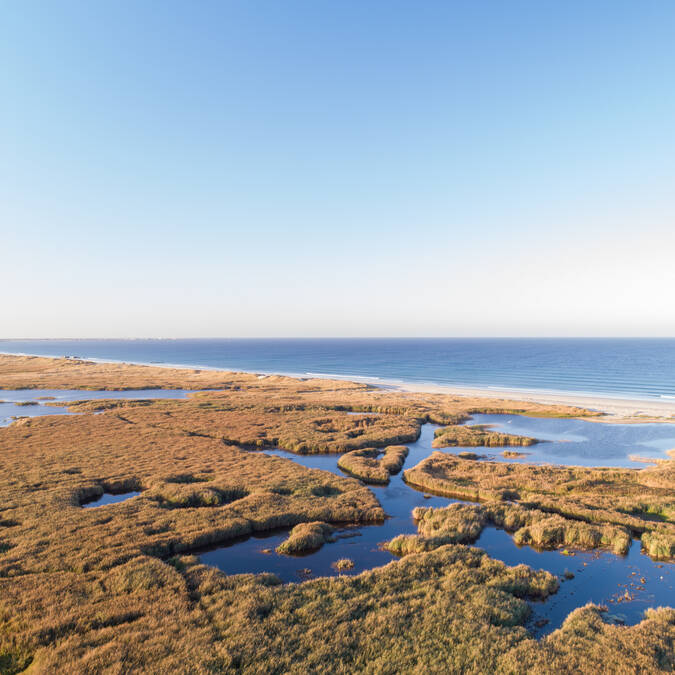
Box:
390;381;675;423
3;351;675;423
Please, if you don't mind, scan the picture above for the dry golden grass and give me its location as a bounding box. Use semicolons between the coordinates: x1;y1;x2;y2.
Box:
501;604;675;673
331;557;355;571
0;412;383;578
276;522;335;554
0;354;369;392
433;424;537;448
404;452;675;560
337;445;409;484
386;502;631;557
51;397;420;455
0;354;670;673
2;545;673;674
642;531;675;560
503;450;530;459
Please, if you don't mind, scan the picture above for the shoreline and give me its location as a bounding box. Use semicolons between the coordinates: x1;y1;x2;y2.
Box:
2;350;675;422
388;381;675;422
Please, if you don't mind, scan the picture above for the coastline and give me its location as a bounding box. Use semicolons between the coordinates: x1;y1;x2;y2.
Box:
3;350;675;422
388;381;675;422
2;350;675;422
1;350;674;670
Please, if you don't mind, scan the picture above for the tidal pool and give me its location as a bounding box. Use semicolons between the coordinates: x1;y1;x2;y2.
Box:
81;491;142;508
465;413;675;467
0;388;197;427
198;417;675;636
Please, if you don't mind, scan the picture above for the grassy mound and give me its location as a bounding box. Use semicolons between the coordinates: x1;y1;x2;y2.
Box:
276;522;335;554
385;502;631;557
404;452;674;560
433;424;538;448
337;445;409;484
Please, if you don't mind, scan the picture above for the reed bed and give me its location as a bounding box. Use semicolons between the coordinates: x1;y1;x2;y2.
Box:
276;522;335;554
0;354;669;672
404;452;675;560
433;424;538;448
337;445;409;484
386;502;631;557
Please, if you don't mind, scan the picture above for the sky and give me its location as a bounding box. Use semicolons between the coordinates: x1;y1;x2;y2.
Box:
2;1;674;338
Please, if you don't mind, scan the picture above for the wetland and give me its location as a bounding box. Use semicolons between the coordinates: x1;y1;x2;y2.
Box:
0;354;673;673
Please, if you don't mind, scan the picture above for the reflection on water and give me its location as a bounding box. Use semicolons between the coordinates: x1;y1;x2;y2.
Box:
81;491;142;508
0;388;196;427
465;414;675;467
475;526;673;635
3;393;673;636
198;418;675;636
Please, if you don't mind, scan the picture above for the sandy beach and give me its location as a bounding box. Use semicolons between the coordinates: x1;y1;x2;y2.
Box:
3;350;675;423
391;381;675;422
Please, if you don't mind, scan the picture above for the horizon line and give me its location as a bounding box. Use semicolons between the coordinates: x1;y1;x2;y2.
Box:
2;336;675;341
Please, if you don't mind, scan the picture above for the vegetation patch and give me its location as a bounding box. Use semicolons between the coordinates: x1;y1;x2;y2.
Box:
433;424;538;448
503;450;530;459
150;484;249;509
457;451;481;459
386;502;630;557
404;452;675;560
48;398;157;412
512;513;631;555
641;531;675;560
337;445;409;484
276;522;335;554
332;557;355;571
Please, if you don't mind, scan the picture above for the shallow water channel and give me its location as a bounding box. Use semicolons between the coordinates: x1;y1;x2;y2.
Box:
3;393;674;636
199;419;675;636
0;388;196;427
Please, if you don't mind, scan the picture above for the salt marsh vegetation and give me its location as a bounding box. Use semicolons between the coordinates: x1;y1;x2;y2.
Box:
0;354;672;673
433;424;538;448
386;502;631;557
276;522;336;554
337;445;409;483
404;452;675;560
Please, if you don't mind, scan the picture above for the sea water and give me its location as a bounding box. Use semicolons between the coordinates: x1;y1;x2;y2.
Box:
2;338;675;401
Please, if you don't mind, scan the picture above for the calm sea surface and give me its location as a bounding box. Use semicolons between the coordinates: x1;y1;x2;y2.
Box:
2;338;675;400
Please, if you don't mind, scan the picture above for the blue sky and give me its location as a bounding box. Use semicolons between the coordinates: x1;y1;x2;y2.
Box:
2;1;674;337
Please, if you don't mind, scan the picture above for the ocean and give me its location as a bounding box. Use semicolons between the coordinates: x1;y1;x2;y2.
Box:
1;338;674;401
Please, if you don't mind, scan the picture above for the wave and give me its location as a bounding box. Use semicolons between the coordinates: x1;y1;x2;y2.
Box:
305;372;381;380
4;342;675;404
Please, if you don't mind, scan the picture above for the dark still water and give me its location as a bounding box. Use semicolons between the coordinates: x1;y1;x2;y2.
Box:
196;424;675;636
3;390;673;635
2;338;675;400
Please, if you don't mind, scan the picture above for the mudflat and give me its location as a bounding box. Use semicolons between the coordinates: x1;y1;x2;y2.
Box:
0;354;673;673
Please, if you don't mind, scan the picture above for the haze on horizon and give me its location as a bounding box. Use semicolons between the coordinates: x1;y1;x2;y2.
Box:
2;1;674;339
